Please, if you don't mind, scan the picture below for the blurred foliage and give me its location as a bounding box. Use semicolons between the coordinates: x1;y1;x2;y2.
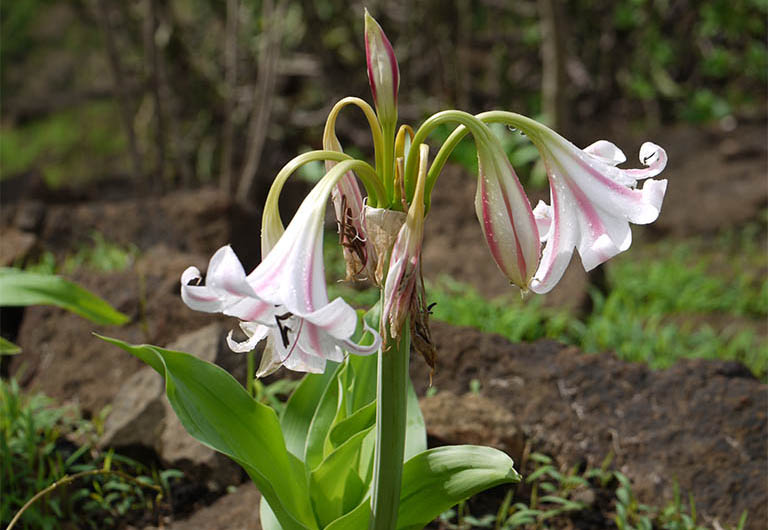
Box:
1;0;765;189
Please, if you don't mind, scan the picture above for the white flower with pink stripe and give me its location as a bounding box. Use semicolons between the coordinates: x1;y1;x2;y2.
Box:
529;133;668;294
181;176;381;376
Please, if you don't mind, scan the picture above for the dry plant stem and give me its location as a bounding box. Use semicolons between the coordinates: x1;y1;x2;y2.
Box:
370;325;410;529
538;0;570;134
220;0;240;194
144;0;166;190
95;0;143;183
6;469;163;530
237;0;285;203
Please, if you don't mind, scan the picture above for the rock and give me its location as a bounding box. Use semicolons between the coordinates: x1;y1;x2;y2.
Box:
165;482;261;530
419;391;526;466
101;323;243;489
0;227;37;266
100;367;165;450
158;324;242;488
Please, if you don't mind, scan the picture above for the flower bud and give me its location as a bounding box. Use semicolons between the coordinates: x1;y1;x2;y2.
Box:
364;10;399;130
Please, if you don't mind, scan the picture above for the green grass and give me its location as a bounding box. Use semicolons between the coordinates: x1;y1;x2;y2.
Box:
0;101;127;187
438;452;749;530
323;222;768;380
0;378;178;529
24;232;138;275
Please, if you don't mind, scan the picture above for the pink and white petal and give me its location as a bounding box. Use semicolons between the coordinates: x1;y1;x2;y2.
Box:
530;182;579;294
584;140;626;166
226;322;270;353
624;143;668;180
282;345;327;374
255;335;285;378
338;320;381;356
180;266;228;313
533;201;552;242
206;246;258;298
555;148;667;225
302;297;359;340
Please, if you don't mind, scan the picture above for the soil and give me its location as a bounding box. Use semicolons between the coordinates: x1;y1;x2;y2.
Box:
411;321;767;528
2;120;766;528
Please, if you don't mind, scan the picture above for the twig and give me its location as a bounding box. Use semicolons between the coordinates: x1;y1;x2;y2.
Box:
220;0;240;194
537;0;570;134
95;0;144;183
6;469;163;530
236;0;285;204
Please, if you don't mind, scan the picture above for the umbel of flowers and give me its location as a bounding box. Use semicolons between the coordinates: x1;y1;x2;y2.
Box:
105;10;668;530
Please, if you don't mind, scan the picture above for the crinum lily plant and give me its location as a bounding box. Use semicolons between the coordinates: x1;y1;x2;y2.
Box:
103;11;668;530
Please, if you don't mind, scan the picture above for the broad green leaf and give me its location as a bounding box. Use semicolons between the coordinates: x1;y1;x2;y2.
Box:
304;364;344;469
328;401;376;448
98;335;316;530
348;351;377;411
260;498;282;530
0;268;128;325
325;498;371;530
281;363;339;459
397;445;521;530
310;427;374;527
404;378;426;460
0;337;21;355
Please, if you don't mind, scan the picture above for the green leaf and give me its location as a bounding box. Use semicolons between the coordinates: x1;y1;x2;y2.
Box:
397;445;521;530
0;336;21;355
404;378;426;460
310;427;374;527
98;335;316;530
0;268;128;325
329;401;376;448
304;363;345;469
325;498;371;530
281;364;339;459
260;498;282;530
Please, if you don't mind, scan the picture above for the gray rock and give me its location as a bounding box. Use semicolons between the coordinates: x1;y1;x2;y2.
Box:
419;391;526;466
102;323;243;488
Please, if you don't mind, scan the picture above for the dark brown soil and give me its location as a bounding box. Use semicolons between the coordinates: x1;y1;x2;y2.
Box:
410;321;767;528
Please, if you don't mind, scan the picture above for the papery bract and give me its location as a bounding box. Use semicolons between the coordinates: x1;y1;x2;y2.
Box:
529;132;668;294
181;173;381;376
364;10;399;130
475;139;541;290
382;145;429;337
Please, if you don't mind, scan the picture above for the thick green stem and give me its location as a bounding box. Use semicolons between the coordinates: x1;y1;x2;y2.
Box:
370;325;410;530
381;121;397;205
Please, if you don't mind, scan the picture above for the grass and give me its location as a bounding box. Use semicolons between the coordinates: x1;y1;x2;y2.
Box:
437;452;749;530
0;378;178;529
23;232;138;275
324;221;768;380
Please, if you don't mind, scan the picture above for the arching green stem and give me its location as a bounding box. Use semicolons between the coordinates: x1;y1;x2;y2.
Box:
425;111;548;211
261;151;385;256
404;110;496;204
323;96;385;180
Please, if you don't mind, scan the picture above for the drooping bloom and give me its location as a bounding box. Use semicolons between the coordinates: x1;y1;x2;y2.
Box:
324;130;376;282
181;174;381;376
382;144;429;337
474;138;541;290
529;132;668;294
364;10;399;129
